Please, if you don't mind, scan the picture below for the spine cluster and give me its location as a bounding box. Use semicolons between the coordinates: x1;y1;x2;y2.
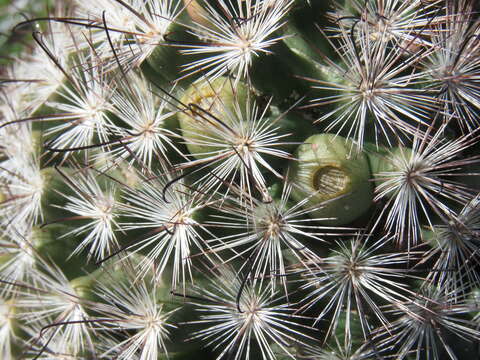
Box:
1;0;480;359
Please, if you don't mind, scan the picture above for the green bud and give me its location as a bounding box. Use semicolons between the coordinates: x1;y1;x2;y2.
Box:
178;77;248;159
289;134;373;225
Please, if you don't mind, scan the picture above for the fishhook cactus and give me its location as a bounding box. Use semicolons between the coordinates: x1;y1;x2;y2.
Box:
1;0;480;359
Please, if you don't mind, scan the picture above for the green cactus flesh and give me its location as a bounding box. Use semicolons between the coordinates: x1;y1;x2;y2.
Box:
1;0;480;359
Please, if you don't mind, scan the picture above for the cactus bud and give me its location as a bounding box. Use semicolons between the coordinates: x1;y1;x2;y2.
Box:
289;134;373;225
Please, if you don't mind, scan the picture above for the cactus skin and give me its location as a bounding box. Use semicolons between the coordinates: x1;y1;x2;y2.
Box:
1;1;480;360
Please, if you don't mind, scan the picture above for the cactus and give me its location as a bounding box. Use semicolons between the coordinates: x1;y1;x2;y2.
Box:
1;0;480;359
